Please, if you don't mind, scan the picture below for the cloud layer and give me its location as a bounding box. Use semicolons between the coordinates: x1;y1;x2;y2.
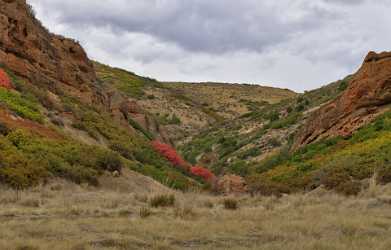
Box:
28;0;391;91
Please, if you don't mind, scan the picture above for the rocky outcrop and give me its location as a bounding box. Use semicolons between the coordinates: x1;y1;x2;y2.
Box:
119;99;172;143
294;51;391;148
217;175;247;194
0;0;96;96
0;0;173;143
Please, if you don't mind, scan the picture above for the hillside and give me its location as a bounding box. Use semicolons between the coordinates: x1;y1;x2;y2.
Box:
94;62;296;143
0;0;296;192
0;0;390;198
0;0;200;190
181;51;391;195
2;1;391;250
179;76;350;173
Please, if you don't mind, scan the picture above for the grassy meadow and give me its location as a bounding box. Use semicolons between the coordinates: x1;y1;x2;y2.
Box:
0;179;391;250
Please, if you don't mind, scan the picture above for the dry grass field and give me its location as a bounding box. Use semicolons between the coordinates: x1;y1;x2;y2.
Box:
1;180;391;250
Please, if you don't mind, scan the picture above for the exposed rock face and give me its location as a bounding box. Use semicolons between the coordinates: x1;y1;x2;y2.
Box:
119;99;172;144
217;175;247;194
294;51;391;148
0;0;96;94
0;0;172;143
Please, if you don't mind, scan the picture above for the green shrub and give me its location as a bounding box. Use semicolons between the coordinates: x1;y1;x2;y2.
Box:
223;198;238;210
268;137;281;147
0;88;43;122
170;114;181;125
247;176;293;196
157;113;182;125
0;122;10;135
256;147;290;173
95;150;123;172
269;113;301;129
139;207;152;218
377;164;391;184
149;194;176;208
295;104;305;112
238;147;260;160
0;129;127;188
14;79;55;110
267;111;280;122
337;79;349;92
335;181;362;196
230;160;250;176
127;117;154;140
94;62;155;98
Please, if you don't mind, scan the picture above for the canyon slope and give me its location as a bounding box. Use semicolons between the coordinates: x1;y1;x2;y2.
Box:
0;0;295;191
0;0;390;195
181;51;391;195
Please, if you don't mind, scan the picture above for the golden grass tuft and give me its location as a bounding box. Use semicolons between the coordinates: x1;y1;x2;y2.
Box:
223;198;239;210
149;194;176;208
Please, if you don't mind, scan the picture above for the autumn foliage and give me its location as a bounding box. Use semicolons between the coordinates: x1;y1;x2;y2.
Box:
151;140;188;170
0;69;13;89
151;140;216;183
191;166;216;182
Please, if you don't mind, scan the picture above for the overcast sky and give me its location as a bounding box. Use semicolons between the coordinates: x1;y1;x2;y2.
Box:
28;0;391;92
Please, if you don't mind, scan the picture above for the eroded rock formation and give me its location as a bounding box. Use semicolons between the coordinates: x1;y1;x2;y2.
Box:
0;0;96;97
295;51;391;148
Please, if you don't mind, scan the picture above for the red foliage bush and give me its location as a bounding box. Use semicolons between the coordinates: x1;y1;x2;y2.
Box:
0;69;13;89
151;140;217;184
151;140;188;170
191;166;216;182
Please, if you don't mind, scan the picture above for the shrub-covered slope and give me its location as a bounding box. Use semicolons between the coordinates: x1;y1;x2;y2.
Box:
0;0;198;190
0;1;293;191
179;76;351;175
94;62;296;143
249;109;391;195
0;67;197;190
180;51;391;195
1;0;390;195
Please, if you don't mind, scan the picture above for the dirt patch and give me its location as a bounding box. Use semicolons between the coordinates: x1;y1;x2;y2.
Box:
0;108;62;139
98;168;171;193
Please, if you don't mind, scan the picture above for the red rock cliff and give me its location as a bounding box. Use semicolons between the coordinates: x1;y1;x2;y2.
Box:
0;0;96;93
294;51;391;148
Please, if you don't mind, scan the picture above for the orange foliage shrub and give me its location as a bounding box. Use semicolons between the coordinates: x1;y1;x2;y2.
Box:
152;140;217;184
0;69;13;89
151;140;188;170
191;166;216;182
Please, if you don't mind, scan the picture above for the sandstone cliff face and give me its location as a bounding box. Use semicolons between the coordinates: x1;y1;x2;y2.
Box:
295;51;391;148
0;0;173;143
0;0;96;96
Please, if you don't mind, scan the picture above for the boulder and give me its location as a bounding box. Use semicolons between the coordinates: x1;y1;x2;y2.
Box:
217;175;247;194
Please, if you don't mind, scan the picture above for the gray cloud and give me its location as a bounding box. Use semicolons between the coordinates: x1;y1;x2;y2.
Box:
27;0;391;91
28;0;340;53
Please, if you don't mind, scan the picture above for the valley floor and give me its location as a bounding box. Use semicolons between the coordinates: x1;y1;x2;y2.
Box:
1;182;391;250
